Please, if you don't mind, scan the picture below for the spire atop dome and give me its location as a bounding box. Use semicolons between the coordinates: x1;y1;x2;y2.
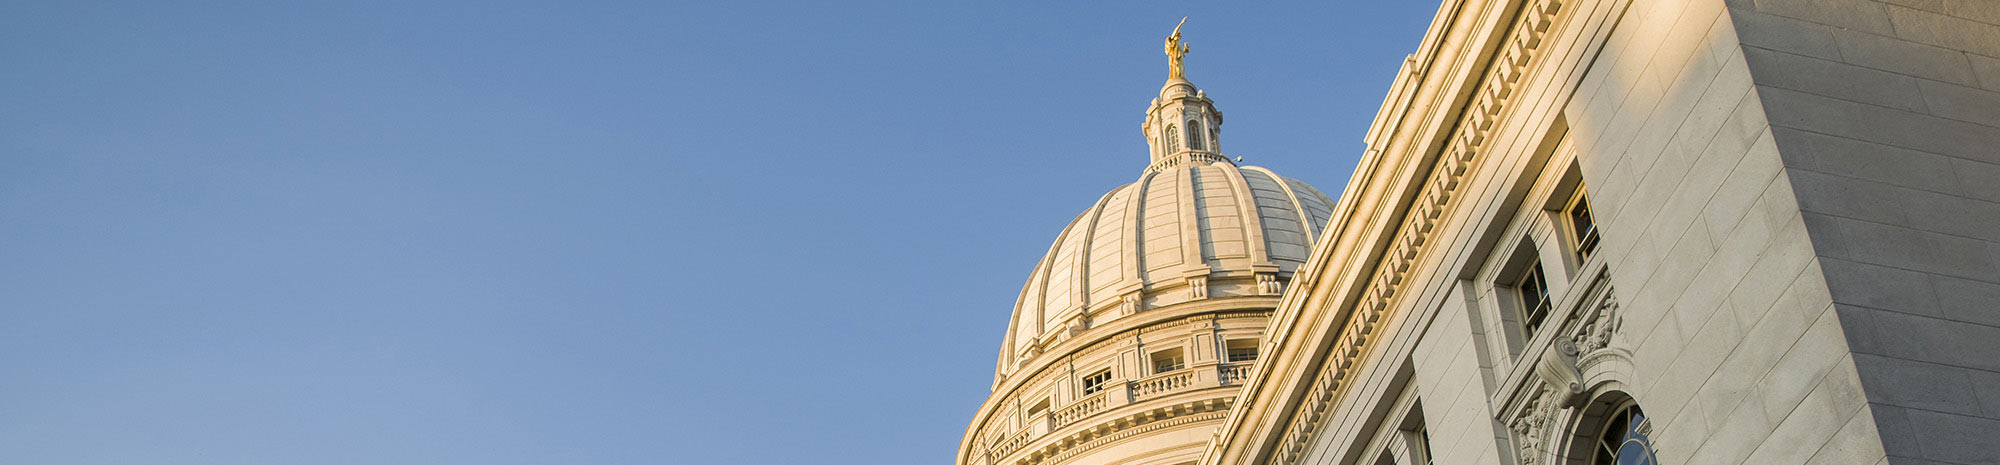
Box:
1141;18;1226;172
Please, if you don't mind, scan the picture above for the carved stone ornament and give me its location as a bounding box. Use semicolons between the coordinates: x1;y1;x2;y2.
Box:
1187;276;1208;299
1575;293;1621;353
1067;313;1092;337
1515;288;1626;464
1256;273;1282;295
1509;385;1556;465
1121;293;1142;316
1577;294;1636;390
1535;338;1587;408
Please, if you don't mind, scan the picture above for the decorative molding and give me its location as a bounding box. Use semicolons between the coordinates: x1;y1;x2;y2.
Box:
1216;311;1270;321
1256;273;1282;295
1005;402;1234;465
1267;2;1570;464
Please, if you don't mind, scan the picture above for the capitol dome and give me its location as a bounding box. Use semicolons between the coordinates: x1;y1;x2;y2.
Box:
992;73;1337;381
996;158;1336;377
960;26;1341;465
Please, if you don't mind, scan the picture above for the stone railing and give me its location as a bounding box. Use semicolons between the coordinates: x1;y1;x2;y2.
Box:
1218;362;1254;386
975;363;1247;464
1144;151;1233;173
986;428;1034;463
1130;370;1195;400
1051;391;1108;428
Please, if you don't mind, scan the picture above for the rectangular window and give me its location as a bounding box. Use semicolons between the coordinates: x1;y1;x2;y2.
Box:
1026;398;1050;417
1567;189;1599;261
1225;339;1259;362
1151;348;1185;373
1518;260;1552;335
1080;369;1112;395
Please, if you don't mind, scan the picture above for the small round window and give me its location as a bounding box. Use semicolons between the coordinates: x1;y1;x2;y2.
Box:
1592;404;1658;465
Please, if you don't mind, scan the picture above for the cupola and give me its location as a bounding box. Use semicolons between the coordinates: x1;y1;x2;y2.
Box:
1141;20;1226;171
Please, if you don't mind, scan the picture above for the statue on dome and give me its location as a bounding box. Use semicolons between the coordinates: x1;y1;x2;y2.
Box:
1166;17;1189;80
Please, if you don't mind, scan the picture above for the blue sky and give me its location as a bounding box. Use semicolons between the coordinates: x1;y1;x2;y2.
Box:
0;1;1437;464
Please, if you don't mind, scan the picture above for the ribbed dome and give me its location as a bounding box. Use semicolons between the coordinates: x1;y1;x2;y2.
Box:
996;158;1335;376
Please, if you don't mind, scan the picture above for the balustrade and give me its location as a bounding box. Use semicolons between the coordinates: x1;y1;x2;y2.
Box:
1050;391;1107;428
978;363;1253;463
1217;362;1253;385
985;428;1033;462
1129;370;1195;400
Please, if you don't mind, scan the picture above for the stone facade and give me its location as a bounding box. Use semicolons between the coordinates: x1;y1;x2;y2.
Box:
1735;2;2000;464
959;1;1999;465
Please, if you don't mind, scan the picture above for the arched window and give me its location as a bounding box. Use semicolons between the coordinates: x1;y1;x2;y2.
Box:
1186;120;1206;151
1591;403;1656;465
1166;124;1181;153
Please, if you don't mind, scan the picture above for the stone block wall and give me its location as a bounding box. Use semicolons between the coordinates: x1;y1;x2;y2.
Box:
1728;1;2000;464
1409;282;1510;465
1564;0;1880;464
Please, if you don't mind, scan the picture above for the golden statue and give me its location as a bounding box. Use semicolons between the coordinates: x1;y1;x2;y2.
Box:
1166;17;1189;80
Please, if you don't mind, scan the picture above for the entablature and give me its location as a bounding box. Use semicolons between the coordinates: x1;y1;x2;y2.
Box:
1197;1;1585;464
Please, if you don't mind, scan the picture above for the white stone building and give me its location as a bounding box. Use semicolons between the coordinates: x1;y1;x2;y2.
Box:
959;1;2000;465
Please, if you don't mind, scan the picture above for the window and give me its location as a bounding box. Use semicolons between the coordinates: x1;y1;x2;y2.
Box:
1226;339;1258;362
1080;369;1112;395
1591;404;1656;465
1517;260;1552;335
1026;397;1050;418
1151;348;1185;373
1187;120;1206;150
1166;124;1181;153
1567;189;1599;261
1391;400;1434;465
1411;423;1435;465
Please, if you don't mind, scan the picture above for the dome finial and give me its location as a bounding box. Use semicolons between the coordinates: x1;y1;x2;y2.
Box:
1165;17;1190;81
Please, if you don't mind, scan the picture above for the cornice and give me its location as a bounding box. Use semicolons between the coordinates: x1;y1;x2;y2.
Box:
1199;1;1577;464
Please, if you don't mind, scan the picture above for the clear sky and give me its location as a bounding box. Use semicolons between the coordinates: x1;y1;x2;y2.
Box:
0;1;1438;464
